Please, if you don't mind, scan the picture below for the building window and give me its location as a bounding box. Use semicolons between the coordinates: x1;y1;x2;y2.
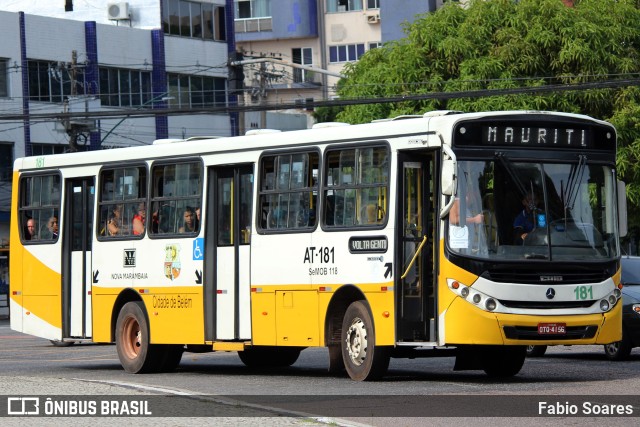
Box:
0;143;13;215
292;48;313;84
367;0;379;9
258;151;319;231
167;73;227;109
329;44;366;63
99;67;152;108
31;144;74;155
163;0;226;41
0;59;8;97
327;0;363;12
27;60;85;103
235;0;271;18
369;42;381;50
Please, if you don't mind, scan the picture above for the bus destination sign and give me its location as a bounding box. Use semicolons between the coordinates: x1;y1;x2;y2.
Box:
482;125;592;148
348;236;388;254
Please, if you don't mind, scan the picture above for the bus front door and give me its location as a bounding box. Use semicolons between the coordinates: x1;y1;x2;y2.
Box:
62;177;94;339
205;165;253;341
396;153;436;342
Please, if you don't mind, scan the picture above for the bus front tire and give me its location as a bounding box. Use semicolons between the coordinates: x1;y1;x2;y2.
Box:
482;345;526;378
115;301;160;373
604;333;632;361
341;300;390;381
526;345;547;357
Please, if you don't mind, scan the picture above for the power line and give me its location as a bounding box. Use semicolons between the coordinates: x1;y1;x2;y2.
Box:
1;77;639;122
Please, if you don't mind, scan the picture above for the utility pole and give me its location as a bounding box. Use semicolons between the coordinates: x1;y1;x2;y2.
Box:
63;50;91;152
228;51;246;135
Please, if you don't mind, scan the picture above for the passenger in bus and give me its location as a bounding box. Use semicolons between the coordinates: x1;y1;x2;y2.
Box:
107;205;122;236
25;218;37;240
132;203;146;235
179;206;196;233
42;216;59;239
449;195;484;226
513;191;545;243
195;207;201;229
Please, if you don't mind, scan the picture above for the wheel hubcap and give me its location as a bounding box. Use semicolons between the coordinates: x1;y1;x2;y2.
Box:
606;342;619;356
345;317;367;366
122;316;141;359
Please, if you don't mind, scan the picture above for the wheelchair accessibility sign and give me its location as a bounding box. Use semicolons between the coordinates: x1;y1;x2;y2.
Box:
193;238;204;260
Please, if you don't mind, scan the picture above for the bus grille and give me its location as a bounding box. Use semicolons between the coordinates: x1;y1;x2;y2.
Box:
499;300;595;309
503;325;598;340
485;270;608;285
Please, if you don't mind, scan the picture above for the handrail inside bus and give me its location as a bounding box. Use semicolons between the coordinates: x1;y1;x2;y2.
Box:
440;143;457;219
401;235;428;280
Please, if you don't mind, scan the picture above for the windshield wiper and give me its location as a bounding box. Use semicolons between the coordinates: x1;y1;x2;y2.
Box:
496;152;528;197
563;154;587;214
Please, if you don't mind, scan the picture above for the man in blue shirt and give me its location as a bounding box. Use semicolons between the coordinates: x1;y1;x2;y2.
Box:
514;192;546;243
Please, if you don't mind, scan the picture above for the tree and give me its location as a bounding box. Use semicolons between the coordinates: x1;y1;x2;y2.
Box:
336;0;640;244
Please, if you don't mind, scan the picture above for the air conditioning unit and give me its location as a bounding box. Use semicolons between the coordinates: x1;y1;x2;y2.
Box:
108;2;130;20
367;14;380;24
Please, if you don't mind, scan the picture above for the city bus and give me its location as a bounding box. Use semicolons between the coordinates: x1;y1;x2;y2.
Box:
10;110;627;381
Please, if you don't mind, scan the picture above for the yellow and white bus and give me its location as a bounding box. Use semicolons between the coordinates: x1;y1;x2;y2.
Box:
10;110;627;380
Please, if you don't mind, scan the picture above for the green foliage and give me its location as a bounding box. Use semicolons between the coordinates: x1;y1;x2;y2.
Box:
335;0;640;239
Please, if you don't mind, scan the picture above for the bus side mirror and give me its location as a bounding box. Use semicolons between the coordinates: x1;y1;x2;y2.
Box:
618;180;628;238
441;159;455;196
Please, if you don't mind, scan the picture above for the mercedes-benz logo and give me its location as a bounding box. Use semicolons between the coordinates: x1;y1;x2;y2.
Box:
546;288;556;299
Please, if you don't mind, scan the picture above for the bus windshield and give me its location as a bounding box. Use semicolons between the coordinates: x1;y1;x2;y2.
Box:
448;158;620;261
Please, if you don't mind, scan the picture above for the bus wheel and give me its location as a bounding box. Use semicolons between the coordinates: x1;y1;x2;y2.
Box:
50;340;74;347
525;345;547;357
238;346;302;368
482;346;526;378
115;301;159;373
341;301;389;381
604;333;632;361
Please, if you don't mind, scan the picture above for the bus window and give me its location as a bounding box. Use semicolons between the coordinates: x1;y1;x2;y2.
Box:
98;166;147;238
19;174;61;243
323;145;389;228
150;161;202;236
258;151;319;231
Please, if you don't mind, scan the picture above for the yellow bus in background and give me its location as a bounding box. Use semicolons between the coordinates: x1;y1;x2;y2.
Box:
10;110;627;380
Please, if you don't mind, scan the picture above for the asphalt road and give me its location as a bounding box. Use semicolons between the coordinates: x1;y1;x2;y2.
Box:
1;317;639;426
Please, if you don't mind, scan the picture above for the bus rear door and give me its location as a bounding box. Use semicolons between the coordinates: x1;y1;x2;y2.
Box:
205;165;253;341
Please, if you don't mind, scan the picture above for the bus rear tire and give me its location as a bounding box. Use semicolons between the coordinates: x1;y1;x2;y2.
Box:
482;345;526;378
238;346;302;368
115;301;160;373
341;300;390;381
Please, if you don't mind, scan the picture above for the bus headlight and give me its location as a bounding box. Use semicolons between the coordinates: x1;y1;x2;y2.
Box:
472;294;481;304
608;295;616;305
600;300;610;312
614;289;622;299
460;287;469;298
485;298;497;311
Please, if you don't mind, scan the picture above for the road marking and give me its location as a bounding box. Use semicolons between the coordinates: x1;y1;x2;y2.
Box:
75;378;196;395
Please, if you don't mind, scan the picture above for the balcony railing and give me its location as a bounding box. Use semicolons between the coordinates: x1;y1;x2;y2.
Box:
234;17;273;33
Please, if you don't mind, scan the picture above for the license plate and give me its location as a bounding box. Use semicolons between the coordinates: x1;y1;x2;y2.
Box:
538;323;566;335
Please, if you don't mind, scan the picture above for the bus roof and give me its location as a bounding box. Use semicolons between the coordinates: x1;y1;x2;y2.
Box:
14;110;610;172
